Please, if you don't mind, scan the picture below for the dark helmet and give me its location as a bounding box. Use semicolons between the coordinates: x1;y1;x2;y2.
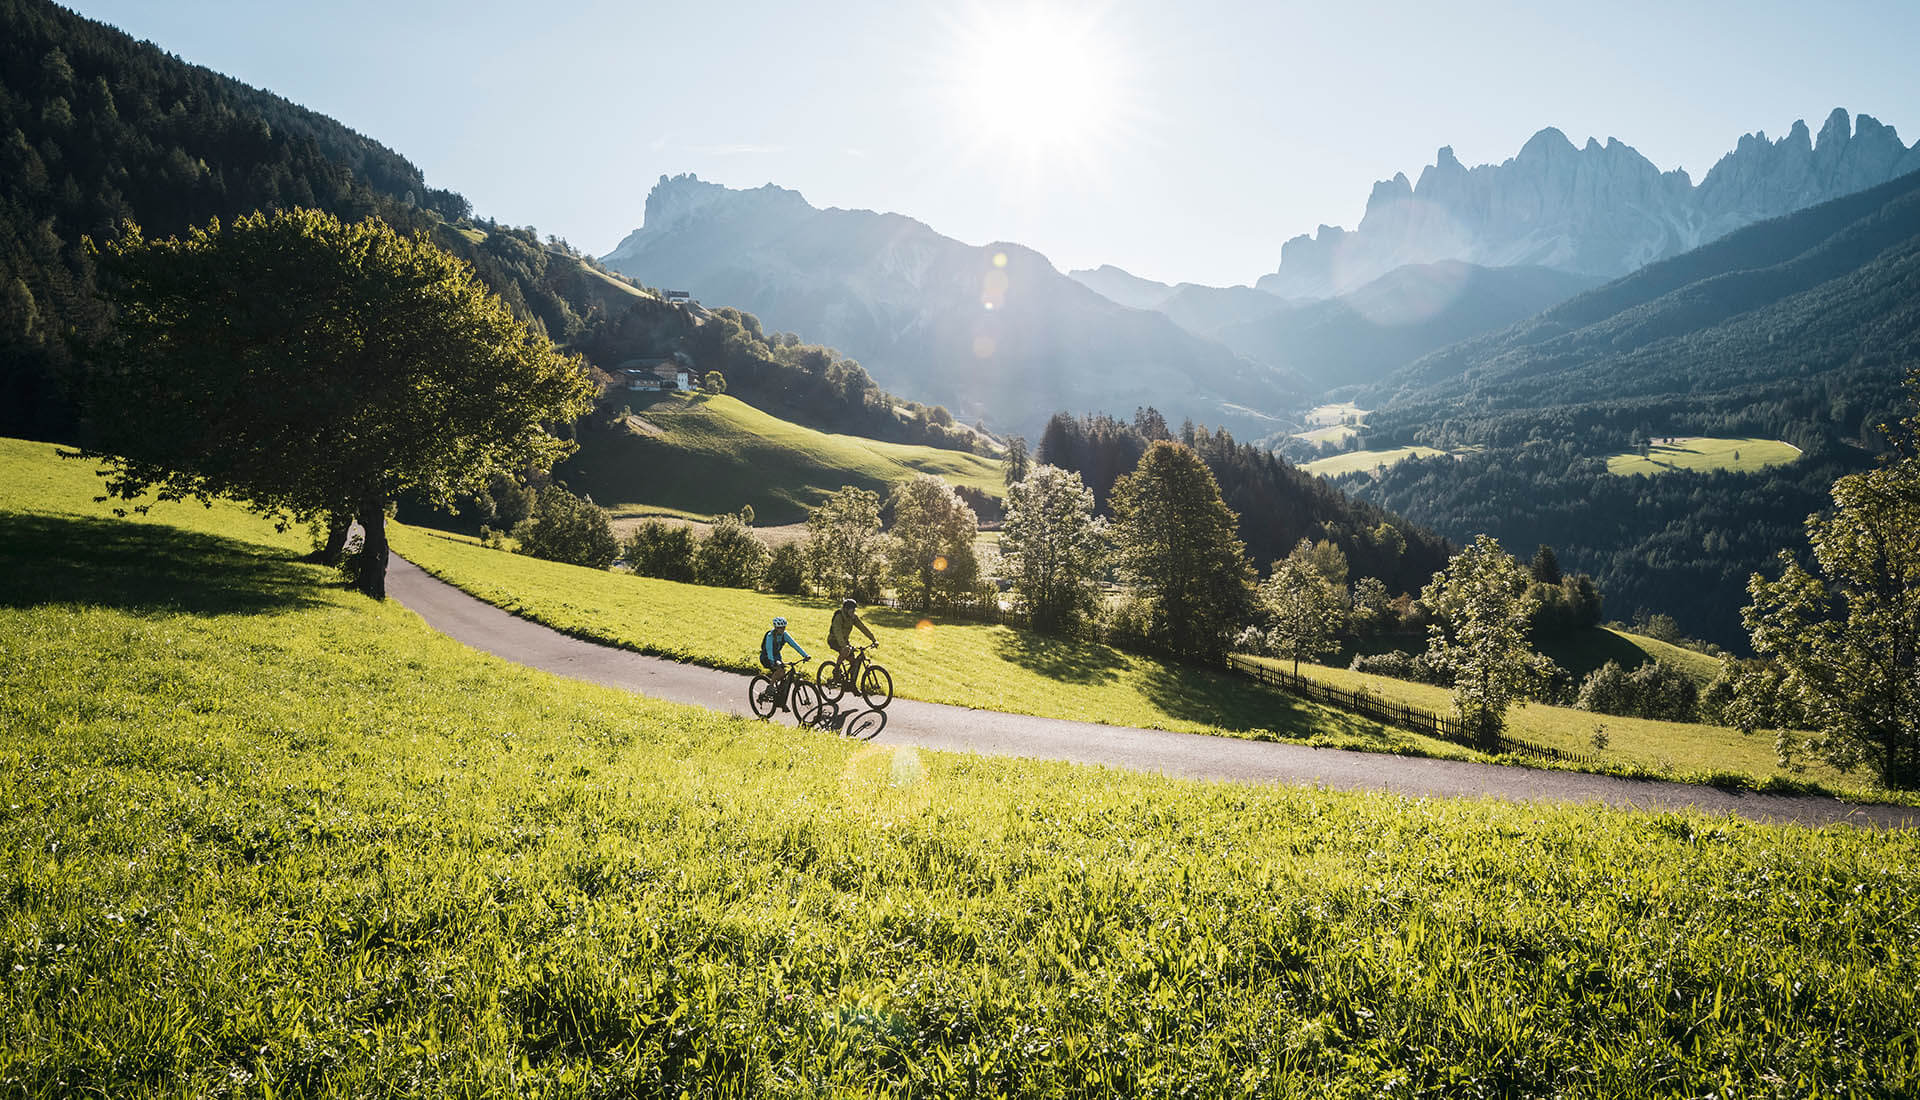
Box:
842;598;858;610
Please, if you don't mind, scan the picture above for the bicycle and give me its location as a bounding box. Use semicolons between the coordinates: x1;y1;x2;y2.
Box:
815;643;893;710
748;657;823;725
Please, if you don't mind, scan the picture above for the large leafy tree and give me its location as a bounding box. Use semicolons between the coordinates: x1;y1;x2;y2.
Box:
1000;463;1107;633
1744;460;1920;787
1110;441;1254;660
887;474;980;612
1420;534;1546;749
81;209;595;598
1260;555;1344;676
804;486;889;600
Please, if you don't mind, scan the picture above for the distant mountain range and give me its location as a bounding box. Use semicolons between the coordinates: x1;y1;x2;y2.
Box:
601;175;1303;437
1341;167;1920;646
1258;109;1920;299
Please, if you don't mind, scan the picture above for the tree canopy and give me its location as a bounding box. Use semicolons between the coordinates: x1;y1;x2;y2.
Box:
1420;535;1546;748
1109;441;1254;661
1745;455;1920;788
886;474;980;612
1000;464;1107;633
82;209;596;597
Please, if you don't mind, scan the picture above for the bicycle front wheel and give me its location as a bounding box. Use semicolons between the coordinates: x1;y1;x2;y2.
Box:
748;674;779;719
789;680;823;727
859;664;893;710
815;661;846;703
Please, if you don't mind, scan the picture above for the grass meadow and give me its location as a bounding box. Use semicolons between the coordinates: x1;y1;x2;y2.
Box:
556;393;1004;525
1605;437;1803;477
1302;445;1450;477
5;438;1920;1096
1242;656;1873;794
389;524;1458;760
391;511;1890;797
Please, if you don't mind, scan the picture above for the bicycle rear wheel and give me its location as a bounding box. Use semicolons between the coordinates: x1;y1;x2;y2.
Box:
748;674;778;719
815;661;846;703
859;664;893;710
789;680;823;727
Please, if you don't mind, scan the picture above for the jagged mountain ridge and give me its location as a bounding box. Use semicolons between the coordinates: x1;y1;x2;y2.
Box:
602;175;1303;436
1259;108;1920;299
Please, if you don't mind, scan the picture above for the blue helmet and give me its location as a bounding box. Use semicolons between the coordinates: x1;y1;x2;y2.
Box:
771;616;787;629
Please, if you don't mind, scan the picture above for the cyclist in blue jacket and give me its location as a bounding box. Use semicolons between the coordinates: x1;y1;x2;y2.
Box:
760;616;809;704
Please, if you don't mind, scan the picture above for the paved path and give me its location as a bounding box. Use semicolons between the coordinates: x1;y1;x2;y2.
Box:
387;556;1916;829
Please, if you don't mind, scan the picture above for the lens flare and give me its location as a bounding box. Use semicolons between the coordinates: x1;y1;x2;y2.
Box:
933;556;949;572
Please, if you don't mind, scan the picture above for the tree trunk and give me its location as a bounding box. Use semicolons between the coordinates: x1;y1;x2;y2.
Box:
356;496;389;600
308;512;351;566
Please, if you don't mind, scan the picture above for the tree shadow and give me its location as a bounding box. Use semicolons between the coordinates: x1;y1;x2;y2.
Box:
1538;629;1661;683
991;630;1129;686
0;511;325;616
1134;661;1420;751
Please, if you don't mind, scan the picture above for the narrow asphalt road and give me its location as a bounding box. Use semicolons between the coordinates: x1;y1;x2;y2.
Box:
387;556;1916;829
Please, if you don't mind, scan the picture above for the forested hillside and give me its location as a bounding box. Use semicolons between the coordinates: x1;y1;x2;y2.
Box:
0;0;979;454
1039;410;1453;593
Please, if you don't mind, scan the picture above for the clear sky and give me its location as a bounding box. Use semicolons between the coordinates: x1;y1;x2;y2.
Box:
67;0;1920;287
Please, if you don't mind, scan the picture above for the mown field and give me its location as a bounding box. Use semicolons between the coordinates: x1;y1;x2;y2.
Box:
389;523;1455;760
556;393;1004;525
6;440;1920;1096
1303;445;1450;477
1605;437;1802;477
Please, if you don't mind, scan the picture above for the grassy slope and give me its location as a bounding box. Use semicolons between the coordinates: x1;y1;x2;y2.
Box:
1539;626;1723;685
389;523;1459;760
1605;437;1803;476
1244;654;1868;792
559;393;1004;524
1303;445;1448;477
7;446;1920;1097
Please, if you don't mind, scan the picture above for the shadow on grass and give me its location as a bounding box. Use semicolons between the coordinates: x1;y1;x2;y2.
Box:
1539;629;1666;683
1135;661;1419;749
0;511;324;616
991;629;1129;686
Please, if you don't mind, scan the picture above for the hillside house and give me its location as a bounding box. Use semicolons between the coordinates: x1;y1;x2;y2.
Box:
620;357;692;392
663;289;696;307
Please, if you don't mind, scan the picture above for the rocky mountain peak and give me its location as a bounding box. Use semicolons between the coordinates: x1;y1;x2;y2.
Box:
1257;109;1919;298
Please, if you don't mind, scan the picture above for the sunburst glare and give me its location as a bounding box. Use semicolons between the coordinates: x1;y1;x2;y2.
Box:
937;3;1141;189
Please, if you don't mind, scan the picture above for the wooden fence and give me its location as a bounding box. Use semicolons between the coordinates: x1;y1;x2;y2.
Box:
1224;655;1603;766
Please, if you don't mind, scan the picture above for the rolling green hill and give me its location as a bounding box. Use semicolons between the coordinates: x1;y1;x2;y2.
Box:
7;434;1919;1094
556;392;1004;524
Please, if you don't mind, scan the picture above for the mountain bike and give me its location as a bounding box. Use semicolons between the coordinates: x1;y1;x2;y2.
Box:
816;644;893;710
748;658;822;725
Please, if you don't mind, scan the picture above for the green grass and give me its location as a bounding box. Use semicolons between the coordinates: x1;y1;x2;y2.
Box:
1539;626;1723;685
1606;437;1802;476
1243;654;1879;795
558;392;1004;525
389;523;1457;760
5;441;1920;1096
1292;423;1359;447
1293;403;1367;447
1303;445;1449;477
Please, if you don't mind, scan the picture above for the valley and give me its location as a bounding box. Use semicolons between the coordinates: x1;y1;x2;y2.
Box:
5;0;1920;1093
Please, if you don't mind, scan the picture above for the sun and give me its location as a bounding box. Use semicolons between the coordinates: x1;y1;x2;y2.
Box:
940;5;1135;181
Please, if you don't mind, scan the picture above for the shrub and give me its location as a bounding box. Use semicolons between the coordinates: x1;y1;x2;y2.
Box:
694;514;769;589
622;520;696;582
1349;649;1453;687
512;487;617;569
764;541;807;595
1575;659;1699;722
